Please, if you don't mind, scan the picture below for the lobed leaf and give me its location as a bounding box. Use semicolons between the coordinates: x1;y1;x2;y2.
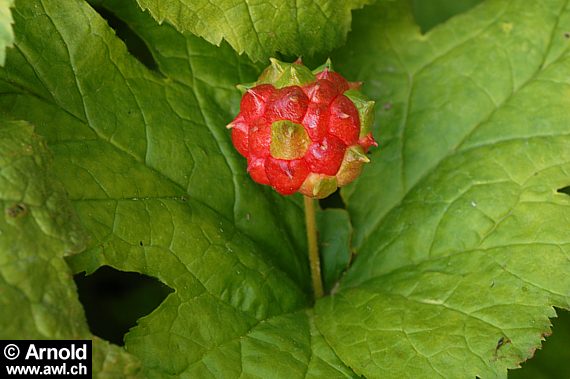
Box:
316;0;570;377
0;0;354;376
134;0;375;62
2;0;310;291
0;119;88;339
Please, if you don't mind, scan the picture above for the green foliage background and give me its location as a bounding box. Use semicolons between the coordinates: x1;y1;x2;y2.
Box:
1;0;570;378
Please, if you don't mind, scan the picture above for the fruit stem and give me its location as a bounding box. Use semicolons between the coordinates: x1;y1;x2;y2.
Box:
304;195;324;299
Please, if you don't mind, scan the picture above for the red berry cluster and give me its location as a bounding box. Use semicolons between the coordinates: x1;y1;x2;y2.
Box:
228;60;376;198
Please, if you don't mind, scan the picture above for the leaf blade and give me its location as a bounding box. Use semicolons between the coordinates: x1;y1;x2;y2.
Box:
316;0;570;377
0;119;89;339
317;208;353;293
135;0;374;62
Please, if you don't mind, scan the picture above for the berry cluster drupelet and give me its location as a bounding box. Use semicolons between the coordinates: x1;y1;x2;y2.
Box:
228;58;376;199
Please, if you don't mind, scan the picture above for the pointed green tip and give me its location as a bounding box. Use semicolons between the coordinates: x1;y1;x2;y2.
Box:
344;90;376;138
261;59;315;88
312;184;319;197
283;64;315;87
257;58;320;88
312;176;337;198
336;146;368;187
237;82;256;94
348;146;370;163
269;57;286;73
299;174;338;199
312;58;334;75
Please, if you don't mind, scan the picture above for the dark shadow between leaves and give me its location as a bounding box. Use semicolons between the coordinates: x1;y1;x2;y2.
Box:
508;308;570;378
74;266;173;346
91;5;158;71
557;186;570;196
319;188;346;209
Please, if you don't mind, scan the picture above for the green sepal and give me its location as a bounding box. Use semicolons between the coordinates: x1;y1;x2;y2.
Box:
251;58;315;89
299;174;338;199
256;58;285;86
336;146;369;187
275;63;315;88
236;82;257;94
344;90;375;138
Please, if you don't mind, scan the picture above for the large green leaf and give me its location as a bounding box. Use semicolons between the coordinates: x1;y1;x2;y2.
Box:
0;119;144;375
3;0;310;292
315;0;570;377
134;0;374;62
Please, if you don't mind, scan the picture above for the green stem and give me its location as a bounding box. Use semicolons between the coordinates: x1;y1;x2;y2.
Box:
304;196;324;299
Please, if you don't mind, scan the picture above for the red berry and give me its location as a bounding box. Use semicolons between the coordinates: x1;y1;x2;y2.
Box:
228;59;377;198
265;158;310;195
247;157;270;185
303;79;339;105
316;69;349;93
230;118;249;157
265;86;308;123
248;118;272;158
304;135;346;175
302;102;329;141
328;95;360;145
240;84;275;121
